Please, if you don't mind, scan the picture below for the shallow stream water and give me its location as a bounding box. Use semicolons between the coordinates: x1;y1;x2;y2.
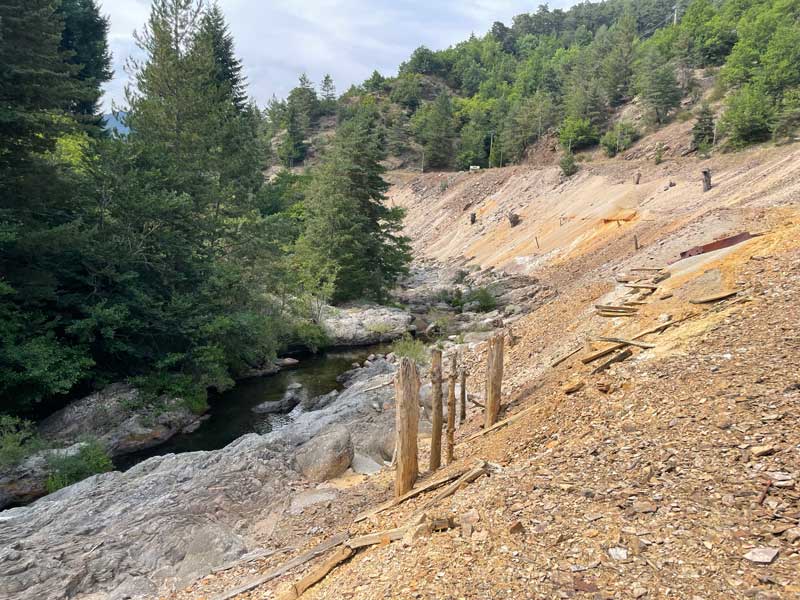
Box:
117;345;387;469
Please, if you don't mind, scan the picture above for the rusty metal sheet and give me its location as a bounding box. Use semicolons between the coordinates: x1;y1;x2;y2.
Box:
676;232;755;262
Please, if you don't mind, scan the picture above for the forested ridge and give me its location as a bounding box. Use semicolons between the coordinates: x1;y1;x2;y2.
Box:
1;0;799;471
267;0;800;171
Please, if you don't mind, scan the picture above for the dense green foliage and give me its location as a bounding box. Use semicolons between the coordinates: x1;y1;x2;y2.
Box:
0;416;44;468
265;0;800;169
600;121;640;157
0;0;410;425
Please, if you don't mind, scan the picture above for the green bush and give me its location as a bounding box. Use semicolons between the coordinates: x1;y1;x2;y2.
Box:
559;151;578;176
654;143;664;165
467;287;497;312
0;415;44;468
45;439;113;493
600;121;640;157
390;334;428;366
721;84;775;147
773;87;800;140
559;117;599;150
133;372;209;415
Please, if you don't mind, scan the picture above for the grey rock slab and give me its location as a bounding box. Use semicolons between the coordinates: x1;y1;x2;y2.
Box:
321;303;413;346
743;547;779;564
294;425;354;482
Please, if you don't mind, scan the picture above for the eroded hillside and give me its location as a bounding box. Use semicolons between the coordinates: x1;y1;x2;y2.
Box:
168;136;800;600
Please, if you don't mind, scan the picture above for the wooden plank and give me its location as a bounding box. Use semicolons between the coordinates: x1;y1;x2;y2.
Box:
629;267;666;272
597;312;636;318
416;463;487;514
464;406;535;442
212;533;348;600
625;284;658;290
581;320;676;364
596;337;656;349
353;468;468;523
689;290;738;304
458;368;467;424
591;348;633;374
277;546;354;600
594;304;638;312
446;354;457;464
550;345;582;368
346;527;407;549
212;547;293;574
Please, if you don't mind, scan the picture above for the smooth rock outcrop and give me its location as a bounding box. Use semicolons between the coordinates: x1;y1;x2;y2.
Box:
0;443;86;509
321;303;413;346
252;383;305;414
294;425;354;482
38;383;202;458
0;434;293;600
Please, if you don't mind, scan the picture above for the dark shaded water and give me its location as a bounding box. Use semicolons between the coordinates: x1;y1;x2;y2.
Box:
117;346;387;470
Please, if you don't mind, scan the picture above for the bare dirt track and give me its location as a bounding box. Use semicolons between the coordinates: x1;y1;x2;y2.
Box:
164;135;800;600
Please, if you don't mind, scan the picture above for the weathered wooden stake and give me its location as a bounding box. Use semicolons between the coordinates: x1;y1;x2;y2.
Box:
429;348;443;471
535;235;540;249
634;235;640;251
459;368;467;425
702;168;712;192
446;354;457;464
634;172;641;185
484;334;504;428
394;358;419;497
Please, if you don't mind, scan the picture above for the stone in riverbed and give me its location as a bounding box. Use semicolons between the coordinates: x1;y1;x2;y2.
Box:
293;425;354;482
252;384;305;414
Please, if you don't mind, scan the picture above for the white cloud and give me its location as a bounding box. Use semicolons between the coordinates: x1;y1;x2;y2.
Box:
98;0;576;111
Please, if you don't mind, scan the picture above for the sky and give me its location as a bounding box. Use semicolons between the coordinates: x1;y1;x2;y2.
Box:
99;0;574;112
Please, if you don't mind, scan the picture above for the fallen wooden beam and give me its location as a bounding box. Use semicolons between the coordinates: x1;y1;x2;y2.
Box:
277;546;354;600
212;547;293;574
625;283;658;290
596;336;656;349
212;533;348;600
581;320;676;364
591;348;633;374
463;406;535;442
629;267;666;272
595;305;638;312
550;345;583;368
346;527;407;549
416;463;487;514
689;290;738;304
353;468;468;523
597;311;636;318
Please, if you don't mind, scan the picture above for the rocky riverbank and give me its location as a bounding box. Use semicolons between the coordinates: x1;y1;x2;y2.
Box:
0;358;403;600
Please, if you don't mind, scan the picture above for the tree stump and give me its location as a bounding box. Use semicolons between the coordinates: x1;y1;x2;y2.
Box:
484;334;504;428
469;212;477;225
702;168;712;192
394;358;419;497
429;349;443;471
446;354;457;464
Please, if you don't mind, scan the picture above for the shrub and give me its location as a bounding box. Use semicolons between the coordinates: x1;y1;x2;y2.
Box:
559;151;578;176
600;121;640;157
467;287;497;312
720;84;775;147
773;87;800;140
0;415;44;468
559;117;599;150
654;143;664;165
133;372;209;415
294;321;330;352
390;334;428;366
45;439;113;493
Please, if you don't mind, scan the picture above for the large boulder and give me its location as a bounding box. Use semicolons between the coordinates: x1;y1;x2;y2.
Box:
294;425;354;482
0;434;293;600
38;383;203;458
321;303;413;346
0;443;86;509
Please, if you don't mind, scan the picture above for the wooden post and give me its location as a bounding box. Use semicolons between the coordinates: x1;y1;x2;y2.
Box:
484;334;504;428
394;358;419;497
634;172;641;185
535;235;540;249
446;354;457;464
702;169;712;192
459;368;467;425
634;235;640;251
469;212;476;225
429;348;443;472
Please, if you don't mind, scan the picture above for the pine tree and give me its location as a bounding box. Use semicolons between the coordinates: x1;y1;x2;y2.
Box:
320;74;336;114
413;93;455;170
278;104;307;167
636;48;682;124
287;73;320;133
296;102;410;302
602;9;637;106
692;104;715;149
198;2;247;110
58;0;112;127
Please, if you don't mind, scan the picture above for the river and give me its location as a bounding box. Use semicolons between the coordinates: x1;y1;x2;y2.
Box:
116;345;388;470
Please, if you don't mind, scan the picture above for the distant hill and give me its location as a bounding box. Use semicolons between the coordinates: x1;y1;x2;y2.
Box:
103;111;130;135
